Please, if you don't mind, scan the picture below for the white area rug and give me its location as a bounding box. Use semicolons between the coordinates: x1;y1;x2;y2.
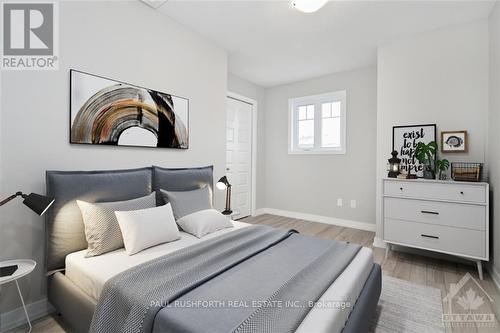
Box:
370;275;445;333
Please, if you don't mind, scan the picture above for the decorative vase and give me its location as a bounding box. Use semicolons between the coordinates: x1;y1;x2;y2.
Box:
423;166;435;180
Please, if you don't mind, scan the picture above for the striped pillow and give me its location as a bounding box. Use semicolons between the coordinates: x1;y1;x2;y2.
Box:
77;192;156;257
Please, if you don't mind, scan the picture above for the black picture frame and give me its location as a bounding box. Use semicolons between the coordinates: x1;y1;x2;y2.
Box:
69;69;189;150
392;124;436;178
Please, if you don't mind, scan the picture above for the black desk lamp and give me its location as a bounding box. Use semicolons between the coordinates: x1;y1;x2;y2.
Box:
0;191;54;216
0;191;54;277
216;176;232;215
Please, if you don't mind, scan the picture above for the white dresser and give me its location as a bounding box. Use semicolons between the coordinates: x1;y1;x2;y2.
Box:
382;178;489;279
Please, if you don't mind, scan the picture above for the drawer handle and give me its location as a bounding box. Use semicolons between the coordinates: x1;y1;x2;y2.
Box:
421;234;439;239
421;210;439;215
400;187;403;191
460;191;464;195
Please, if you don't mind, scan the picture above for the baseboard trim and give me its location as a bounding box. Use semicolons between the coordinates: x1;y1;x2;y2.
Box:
0;297;54;332
254;208;376;232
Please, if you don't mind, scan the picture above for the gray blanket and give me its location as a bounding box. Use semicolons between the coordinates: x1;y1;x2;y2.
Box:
90;225;361;333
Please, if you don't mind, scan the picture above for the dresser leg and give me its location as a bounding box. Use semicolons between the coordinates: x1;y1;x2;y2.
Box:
476;261;484;281
385;244;391;260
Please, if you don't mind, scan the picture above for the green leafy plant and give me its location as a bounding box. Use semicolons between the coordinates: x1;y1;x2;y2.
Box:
435;159;450;172
435;159;450;180
415;141;437;166
415;141;438;179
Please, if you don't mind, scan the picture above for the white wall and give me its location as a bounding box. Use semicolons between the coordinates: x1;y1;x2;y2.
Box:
488;2;500;287
0;0;227;315
262;67;377;225
375;21;489;242
227;74;266;209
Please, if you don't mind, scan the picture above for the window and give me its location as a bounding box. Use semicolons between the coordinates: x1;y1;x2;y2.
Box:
297;104;315;147
289;90;346;154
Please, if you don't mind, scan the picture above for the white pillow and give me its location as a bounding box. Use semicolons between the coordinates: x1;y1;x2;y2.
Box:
177;209;233;238
115;204;180;255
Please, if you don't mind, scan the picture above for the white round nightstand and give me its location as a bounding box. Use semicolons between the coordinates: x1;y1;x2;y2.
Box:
0;259;36;332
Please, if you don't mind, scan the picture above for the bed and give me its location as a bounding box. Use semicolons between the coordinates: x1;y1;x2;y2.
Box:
45;166;381;333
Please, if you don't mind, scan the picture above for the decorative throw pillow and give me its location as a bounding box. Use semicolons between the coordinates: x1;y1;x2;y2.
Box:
160;186;212;220
115;204;181;255
77;192;156;257
177;209;233;238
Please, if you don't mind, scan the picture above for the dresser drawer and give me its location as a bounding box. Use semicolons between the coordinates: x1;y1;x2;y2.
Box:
384;219;486;259
384;197;486;231
384;181;486;203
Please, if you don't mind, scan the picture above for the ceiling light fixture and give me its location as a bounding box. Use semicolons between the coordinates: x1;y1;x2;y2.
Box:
291;0;328;13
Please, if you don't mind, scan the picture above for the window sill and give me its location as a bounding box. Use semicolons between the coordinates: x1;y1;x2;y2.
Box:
288;148;346;155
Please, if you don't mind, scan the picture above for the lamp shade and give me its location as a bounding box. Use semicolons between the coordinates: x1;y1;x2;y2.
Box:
23;193;55;216
216;176;230;190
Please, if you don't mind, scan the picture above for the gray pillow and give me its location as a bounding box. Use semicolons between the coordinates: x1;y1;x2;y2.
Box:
160;187;212;220
77;192;156;257
177;209;233;238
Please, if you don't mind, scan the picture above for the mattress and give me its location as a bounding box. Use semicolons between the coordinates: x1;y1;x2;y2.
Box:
65;221;250;301
66;221;373;332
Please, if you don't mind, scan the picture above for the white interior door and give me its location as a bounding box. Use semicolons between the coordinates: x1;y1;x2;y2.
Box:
226;96;253;219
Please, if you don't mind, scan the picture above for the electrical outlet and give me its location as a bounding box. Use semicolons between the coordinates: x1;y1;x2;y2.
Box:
350;200;357;208
337;198;343;207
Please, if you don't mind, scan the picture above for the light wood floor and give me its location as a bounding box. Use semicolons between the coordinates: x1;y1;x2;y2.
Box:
11;214;500;333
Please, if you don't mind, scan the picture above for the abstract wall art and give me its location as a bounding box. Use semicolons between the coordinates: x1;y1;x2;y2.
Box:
70;70;189;149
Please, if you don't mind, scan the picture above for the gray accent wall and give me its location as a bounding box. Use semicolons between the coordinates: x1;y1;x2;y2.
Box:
375;20;489;244
0;1;227;314
260;67;377;224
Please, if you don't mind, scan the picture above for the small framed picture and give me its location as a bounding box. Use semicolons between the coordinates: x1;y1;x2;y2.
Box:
441;131;468;153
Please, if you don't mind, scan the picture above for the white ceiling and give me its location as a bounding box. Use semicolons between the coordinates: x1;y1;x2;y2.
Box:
160;1;495;87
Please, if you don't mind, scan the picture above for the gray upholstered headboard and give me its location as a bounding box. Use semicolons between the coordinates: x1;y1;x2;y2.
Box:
45;165;214;271
152;165;213;205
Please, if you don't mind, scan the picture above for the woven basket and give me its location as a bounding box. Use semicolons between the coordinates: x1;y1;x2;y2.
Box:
451;162;482;182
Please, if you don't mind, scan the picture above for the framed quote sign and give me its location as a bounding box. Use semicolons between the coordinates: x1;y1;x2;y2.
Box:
392;124;436;178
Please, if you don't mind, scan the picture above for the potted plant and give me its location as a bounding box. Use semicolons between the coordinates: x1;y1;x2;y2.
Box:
435;159;450;180
415;141;438;179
